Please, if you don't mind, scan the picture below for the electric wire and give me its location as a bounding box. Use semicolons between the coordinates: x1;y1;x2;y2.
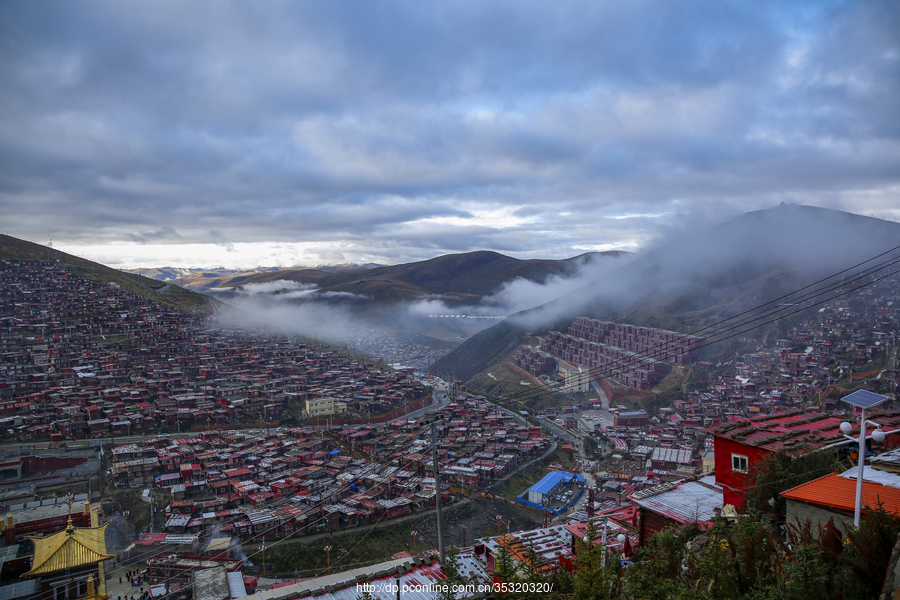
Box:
482;249;900;411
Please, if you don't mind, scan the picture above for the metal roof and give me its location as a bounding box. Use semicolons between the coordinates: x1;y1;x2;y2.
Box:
781;472;900;515
227;571;247;598
0;580;36;600
650;447;693;464
630;478;722;525
527;470;574;495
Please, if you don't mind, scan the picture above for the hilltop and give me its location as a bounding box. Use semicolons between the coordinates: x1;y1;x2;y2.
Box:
198;250;630;306
136;263;384;292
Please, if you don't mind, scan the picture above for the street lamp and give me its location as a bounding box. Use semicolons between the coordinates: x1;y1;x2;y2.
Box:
411;530;418;554
840;390;889;528
123;510;130;543
324;545;332;574
259;542;267;576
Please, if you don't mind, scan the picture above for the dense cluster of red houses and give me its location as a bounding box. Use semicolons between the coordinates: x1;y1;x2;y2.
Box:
105;393;552;544
0;260;426;441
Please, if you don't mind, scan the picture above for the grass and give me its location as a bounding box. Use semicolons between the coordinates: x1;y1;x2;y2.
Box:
265;522;421;577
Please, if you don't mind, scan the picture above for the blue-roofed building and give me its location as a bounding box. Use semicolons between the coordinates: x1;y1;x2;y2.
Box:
518;471;579;511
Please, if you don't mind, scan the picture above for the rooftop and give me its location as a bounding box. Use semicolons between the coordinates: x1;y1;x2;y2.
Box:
781;471;900;516
630;474;722;525
707;409;900;454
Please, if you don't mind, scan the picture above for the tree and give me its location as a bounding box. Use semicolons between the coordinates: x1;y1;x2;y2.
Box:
744;448;840;516
437;548;464;600
571;521;622;600
624;524;700;600
493;543;518;583
839;502;900;599
625;508;900;600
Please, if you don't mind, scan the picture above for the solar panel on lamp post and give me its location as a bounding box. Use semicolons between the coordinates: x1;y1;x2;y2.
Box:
840;390;889;528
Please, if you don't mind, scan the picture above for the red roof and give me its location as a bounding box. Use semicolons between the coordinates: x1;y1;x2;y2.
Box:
707;409;900;454
781;472;900;516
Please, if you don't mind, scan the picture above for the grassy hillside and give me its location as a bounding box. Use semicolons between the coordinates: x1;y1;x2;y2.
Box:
0;234;214;314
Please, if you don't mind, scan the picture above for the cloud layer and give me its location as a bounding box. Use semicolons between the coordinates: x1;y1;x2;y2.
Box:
1;0;898;268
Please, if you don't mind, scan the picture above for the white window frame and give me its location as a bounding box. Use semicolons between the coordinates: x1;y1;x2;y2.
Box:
731;453;749;474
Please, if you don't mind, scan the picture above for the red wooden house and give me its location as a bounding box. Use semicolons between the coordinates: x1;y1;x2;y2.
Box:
707;409;900;509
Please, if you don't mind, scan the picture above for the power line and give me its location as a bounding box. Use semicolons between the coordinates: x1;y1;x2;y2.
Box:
483;247;900;410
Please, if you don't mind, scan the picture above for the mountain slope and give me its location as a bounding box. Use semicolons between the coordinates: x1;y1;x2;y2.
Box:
432;204;900;381
0;234;214;314
206;250;630;306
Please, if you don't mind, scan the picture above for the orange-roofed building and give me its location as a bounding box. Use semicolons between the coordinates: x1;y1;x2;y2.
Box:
780;470;900;532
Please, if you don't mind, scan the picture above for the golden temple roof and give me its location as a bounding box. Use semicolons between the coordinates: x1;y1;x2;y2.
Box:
23;519;113;577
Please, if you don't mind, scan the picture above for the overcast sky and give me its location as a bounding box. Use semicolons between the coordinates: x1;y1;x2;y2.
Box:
1;1;898;270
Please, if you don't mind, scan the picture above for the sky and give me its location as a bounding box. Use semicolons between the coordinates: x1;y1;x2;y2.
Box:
1;0;898;270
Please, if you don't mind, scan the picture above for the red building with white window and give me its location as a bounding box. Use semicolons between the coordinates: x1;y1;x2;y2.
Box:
707;409;900;509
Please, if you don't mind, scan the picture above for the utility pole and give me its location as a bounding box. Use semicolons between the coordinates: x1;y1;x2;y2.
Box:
432;423;444;564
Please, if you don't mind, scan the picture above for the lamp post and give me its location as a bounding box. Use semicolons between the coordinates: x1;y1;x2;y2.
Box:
411;530;418;554
260;542;266;576
123;509;130;544
324;545;332;574
840;390;889;528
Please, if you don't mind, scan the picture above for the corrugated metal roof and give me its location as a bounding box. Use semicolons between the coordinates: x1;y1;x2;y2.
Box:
227;571;247;598
781;472;900;514
651;447;692;464
527;471;574;495
631;479;722;524
0;579;36;600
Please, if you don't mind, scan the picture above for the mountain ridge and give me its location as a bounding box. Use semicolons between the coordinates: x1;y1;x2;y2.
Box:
431;204;900;386
195;249;631;306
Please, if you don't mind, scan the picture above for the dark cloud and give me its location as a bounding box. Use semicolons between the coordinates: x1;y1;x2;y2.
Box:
0;0;898;267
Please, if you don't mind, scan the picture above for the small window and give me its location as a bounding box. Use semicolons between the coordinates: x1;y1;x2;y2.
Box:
732;454;749;473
